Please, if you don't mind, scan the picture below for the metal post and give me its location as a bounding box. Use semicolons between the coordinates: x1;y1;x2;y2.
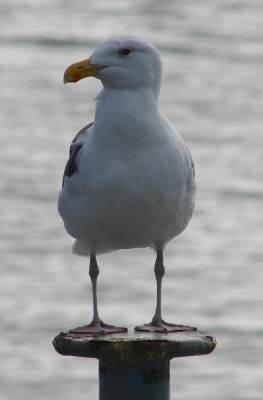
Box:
53;328;216;400
99;359;169;400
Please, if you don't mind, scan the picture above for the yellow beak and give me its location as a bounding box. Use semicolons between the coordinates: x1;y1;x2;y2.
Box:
63;57;104;83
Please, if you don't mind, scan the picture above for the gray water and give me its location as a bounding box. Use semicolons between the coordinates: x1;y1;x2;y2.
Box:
1;1;263;399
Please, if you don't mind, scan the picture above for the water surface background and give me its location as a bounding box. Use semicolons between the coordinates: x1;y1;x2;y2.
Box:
1;1;263;399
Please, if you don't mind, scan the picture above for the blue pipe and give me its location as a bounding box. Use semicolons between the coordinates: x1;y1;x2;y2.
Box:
53;328;216;400
99;359;170;400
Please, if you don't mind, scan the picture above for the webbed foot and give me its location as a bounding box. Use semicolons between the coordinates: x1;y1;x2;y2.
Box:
134;320;196;333
69;321;128;335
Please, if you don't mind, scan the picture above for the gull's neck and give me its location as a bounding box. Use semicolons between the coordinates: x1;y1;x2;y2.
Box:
95;87;158;123
89;85;174;151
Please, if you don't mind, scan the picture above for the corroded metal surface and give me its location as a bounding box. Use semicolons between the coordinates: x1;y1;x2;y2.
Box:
98;359;170;400
53;328;216;400
53;328;216;362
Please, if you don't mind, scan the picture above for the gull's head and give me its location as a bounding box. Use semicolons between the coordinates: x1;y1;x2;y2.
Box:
64;37;163;93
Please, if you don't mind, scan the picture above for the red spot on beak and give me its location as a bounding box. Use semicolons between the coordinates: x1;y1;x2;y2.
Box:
70;73;81;82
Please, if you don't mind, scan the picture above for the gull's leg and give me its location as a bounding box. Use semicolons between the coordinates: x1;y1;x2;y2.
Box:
89;253;104;332
69;253;128;335
135;249;197;333
151;250;166;328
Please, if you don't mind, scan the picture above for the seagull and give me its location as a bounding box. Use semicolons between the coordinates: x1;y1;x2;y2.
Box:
58;37;196;334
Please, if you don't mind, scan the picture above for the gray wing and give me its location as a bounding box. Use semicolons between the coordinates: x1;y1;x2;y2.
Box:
62;122;94;188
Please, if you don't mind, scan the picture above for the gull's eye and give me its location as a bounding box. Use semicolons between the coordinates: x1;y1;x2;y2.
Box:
120;47;132;56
